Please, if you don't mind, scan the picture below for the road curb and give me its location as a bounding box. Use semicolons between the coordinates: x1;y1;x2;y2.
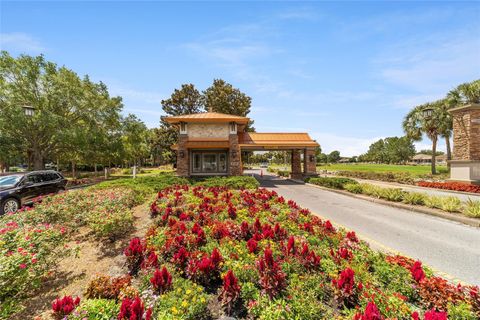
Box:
302;181;480;228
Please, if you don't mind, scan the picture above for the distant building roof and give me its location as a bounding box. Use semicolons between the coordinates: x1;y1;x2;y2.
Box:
164;112;249;124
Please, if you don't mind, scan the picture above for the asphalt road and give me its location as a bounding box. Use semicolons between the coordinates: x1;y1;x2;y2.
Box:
247;170;480;285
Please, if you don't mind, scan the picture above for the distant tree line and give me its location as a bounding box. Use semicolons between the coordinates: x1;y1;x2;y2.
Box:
358;136;416;164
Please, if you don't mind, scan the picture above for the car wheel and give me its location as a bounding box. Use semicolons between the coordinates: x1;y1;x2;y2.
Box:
1;198;20;215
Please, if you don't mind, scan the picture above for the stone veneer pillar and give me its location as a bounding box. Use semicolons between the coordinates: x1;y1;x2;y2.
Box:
176;134;189;177
229;134;242;175
303;148;318;177
449;104;480;184
290;149;303;180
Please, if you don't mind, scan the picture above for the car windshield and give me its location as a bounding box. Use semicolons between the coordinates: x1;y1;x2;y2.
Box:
0;175;22;187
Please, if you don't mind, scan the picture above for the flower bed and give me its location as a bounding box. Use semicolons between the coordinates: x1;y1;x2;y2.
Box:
417;181;480;194
67;185;479;319
33;188;137;238
0;208;68;317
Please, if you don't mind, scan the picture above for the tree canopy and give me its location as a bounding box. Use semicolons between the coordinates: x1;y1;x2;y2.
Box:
0;52;150;173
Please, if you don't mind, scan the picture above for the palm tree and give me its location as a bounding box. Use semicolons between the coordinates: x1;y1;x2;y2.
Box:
435;99;453;169
447;80;480;105
403;103;442;174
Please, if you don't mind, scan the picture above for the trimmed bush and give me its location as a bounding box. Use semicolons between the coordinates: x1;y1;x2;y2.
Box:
344;183;363;194
193;176;259;189
402;192;426;205
464;199;480;218
307;177;358;190
336;170;416;185
439;196;462;213
378;188;405;202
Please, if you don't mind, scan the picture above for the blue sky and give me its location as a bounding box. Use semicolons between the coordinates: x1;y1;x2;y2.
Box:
1;1;479;156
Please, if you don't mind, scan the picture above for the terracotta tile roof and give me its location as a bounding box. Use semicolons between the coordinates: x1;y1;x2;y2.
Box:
164;112;249;124
239;132;319;148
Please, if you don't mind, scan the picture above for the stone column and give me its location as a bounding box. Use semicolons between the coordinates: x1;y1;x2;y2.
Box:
176;134;189;177
290;149;303;180
229;134;242;176
449;104;480;184
303;148;317;177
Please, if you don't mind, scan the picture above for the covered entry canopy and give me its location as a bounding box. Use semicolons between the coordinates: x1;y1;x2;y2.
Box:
239;132;319;150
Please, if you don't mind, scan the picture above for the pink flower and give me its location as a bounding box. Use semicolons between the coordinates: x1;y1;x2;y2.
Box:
19;263;27;269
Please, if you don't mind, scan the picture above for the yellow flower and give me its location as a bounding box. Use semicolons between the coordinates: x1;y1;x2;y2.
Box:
200;297;206;303
171;306;178;314
177;288;182;293
186;289;192;295
182;300;188;308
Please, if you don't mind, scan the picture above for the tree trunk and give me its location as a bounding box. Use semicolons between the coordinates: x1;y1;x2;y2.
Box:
94;163;98;176
72;161;77;179
431;137;437;175
33;152;44;170
56;159;60;171
445;136;451;171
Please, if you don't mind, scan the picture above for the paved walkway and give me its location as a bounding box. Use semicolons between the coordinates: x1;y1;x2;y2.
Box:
247;170;480;285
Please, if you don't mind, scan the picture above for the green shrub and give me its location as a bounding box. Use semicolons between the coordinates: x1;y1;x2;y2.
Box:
277;170;290;177
402;192;426;205
360;183;383;198
424;196;443;209
69;299;119;320
464;199;480;218
307;177;358;190
0;211;67;316
153;277;210;319
439;196;462;212
344;183;364;194
378;188;405;202
193;176;259;189
447;302;478;320
336;170;416;185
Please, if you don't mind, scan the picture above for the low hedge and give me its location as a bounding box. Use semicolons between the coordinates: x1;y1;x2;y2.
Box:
306;177;358;190
192;176;259;189
336;170;416;185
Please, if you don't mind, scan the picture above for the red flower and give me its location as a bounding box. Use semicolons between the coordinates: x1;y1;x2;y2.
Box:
287;236;296;255
256;247;286;299
354;302;383;320
219;270;241;315
118;296;145;320
19;263;27;269
228;205;237;219
247;238;258;253
150;267;172;294
124;237;145;275
424;309;448;320
52;296;80;319
410;261;425;283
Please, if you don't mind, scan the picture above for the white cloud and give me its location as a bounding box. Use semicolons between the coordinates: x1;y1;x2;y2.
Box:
374;30;480;101
0;32;45;53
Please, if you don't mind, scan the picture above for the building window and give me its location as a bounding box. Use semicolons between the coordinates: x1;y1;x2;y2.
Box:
229;122;237;134
192;153;201;172
191;151;227;174
180;122;187;134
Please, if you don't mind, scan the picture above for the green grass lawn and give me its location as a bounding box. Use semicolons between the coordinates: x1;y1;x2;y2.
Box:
316;163;448;176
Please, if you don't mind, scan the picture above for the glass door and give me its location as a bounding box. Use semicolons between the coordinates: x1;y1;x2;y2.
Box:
202;153;218;172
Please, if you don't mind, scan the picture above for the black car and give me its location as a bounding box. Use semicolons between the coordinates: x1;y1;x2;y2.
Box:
0;170;67;215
